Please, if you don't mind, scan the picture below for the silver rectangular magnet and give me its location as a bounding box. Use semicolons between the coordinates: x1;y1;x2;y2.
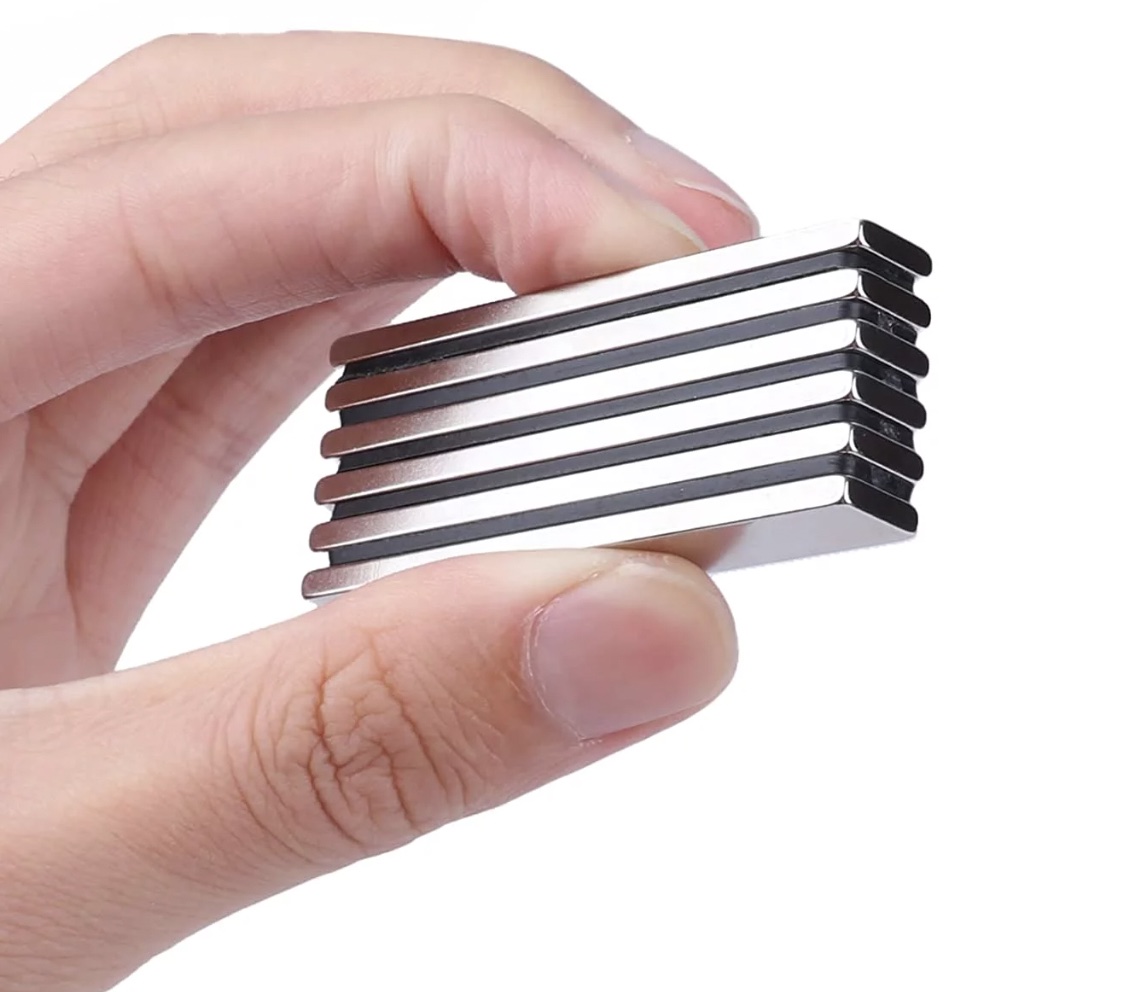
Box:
327;267;929;418
323;320;926;466
316;369;923;513
311;422;916;561
330;219;931;372
302;476;916;600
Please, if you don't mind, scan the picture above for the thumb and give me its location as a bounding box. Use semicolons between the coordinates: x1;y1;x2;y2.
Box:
0;550;736;991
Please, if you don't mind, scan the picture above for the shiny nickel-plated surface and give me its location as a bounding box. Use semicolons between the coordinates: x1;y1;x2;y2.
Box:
327;268;929;415
316;370;924;510
302;476;917;600
303;220;933;603
320;446;912;567
311;422;916;559
323;321;927;463
330;219;931;371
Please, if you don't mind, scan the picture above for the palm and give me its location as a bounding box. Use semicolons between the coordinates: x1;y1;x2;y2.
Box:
0;288;422;689
0;411;84;681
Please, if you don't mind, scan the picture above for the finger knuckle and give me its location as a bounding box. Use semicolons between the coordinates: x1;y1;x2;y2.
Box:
431;92;529;132
142;374;260;482
469;42;578;95
117;33;205;66
429;93;543;172
48;35;201;151
415;93;591;286
254;624;495;860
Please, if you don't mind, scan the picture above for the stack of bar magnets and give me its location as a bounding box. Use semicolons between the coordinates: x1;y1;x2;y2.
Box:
303;220;932;602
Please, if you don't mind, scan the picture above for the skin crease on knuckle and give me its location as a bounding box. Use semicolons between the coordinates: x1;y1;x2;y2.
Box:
374;95;559;290
106;97;570;337
434;99;529;279
113;155;260;335
426;97;614;291
244;621;500;864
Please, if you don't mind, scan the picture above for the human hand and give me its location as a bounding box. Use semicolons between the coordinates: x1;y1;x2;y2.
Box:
0;33;753;990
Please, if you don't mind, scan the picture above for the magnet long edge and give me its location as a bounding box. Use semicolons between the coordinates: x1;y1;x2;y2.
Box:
330;220;865;366
330;303;923;428
316;380;926;510
326;269;928;414
337;250;925;384
325;355;926;471
321;331;927;462
329;219;930;368
316;449;915;567
301;475;915;601
310;421;916;552
318;403;924;513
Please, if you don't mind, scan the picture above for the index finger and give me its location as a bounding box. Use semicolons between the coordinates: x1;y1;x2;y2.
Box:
0;32;755;248
0;94;705;419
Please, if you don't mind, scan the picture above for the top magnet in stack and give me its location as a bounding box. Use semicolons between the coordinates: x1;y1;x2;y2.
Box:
331;219;930;374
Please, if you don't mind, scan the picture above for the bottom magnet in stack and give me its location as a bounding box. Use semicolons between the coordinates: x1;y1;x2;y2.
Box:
302;475;916;600
312;416;919;566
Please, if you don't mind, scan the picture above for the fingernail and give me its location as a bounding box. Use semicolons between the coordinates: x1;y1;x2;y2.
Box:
626;128;756;226
633;198;709;251
525;558;737;740
586;159;708;251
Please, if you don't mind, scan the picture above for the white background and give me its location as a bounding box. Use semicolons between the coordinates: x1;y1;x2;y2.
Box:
3;2;1129;989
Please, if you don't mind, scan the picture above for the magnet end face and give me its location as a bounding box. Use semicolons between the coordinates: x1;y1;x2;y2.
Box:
859;221;933;277
304;220;932;602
